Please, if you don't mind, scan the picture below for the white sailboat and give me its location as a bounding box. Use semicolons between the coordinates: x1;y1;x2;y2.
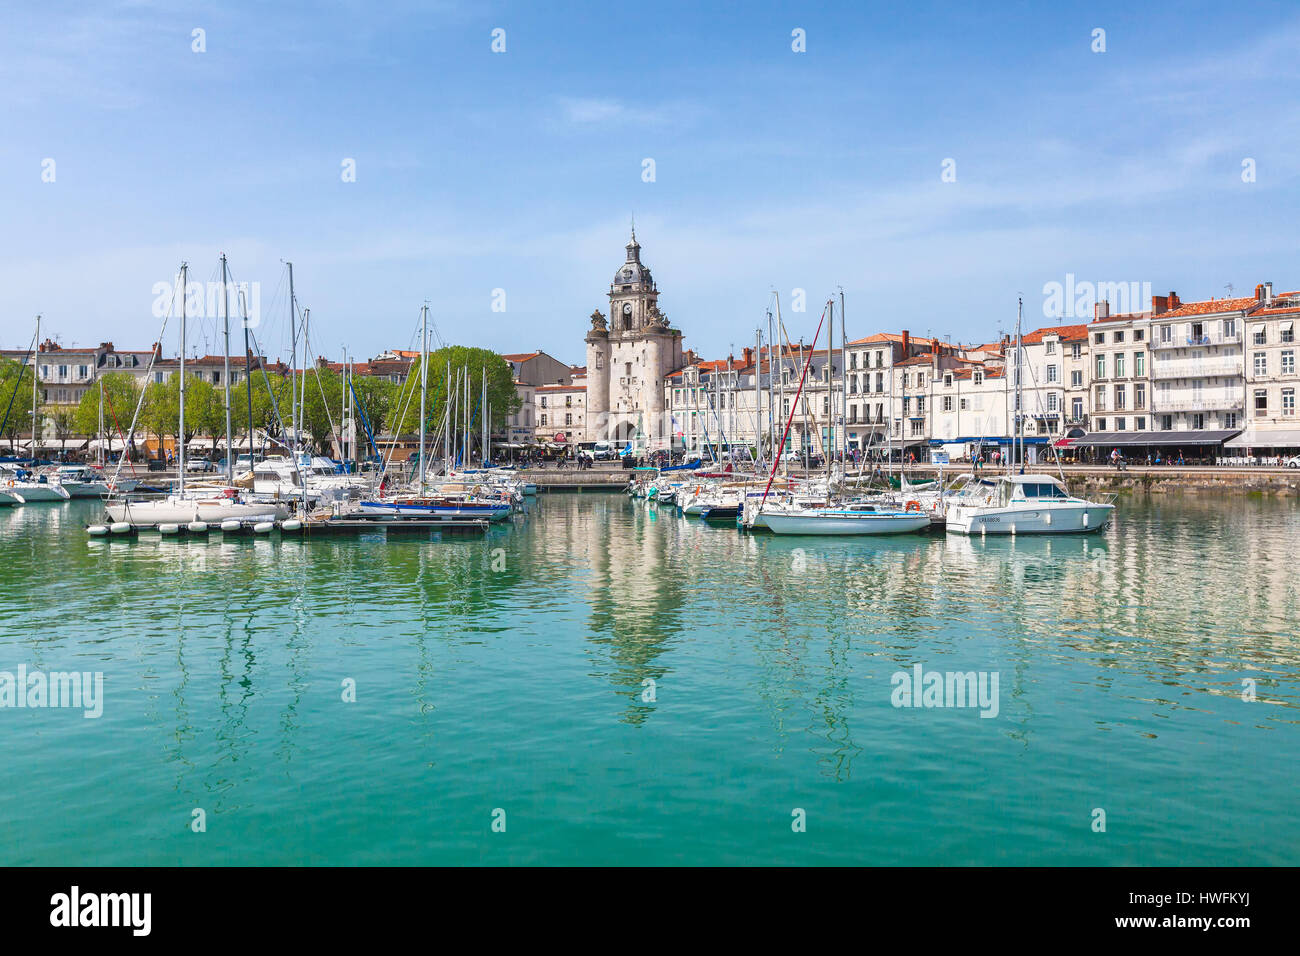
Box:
100;260;289;529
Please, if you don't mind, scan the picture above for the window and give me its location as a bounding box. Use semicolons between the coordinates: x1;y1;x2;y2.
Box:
1254;327;1267;346
1070;370;1082;387
875;372;884;392
540;414;547;426
1134;329;1144;342
902;397;911;415
1161;415;1172;430
1072;398;1083;421
911;420;924;436
1047;393;1058;412
960;398;969;410
1046;340;1056;354
1096;418;1106;430
1046;364;1058;383
850;353;858;370
566;395;572;407
1223;413;1237;428
973;371;983;385
1071;343;1082;359
565;413;572;426
1115;331;1125;343
1193;413;1206;429
1254;352;1267;377
1285;389;1296;416
1116;418;1126;430
1191;323;1204;341
1224;319;1236;339
1134;352;1144;376
1135;383;1146;409
1094;332;1105;344
1136;416;1146;430
1255;390;1267;413
1095;355;1106;379
943;396;953;412
917;396;926;414
850;375;858;394
77;365;89;379
1160;325;1172;344
943;373;953;387
540;396;547;407
1115;354;1125;378
875;351;884;368
1114;385;1126;409
1283;325;1295;344
1283;350;1295;376
1094;385;1106;410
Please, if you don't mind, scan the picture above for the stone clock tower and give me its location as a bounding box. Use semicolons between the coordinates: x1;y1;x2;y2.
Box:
585;228;684;448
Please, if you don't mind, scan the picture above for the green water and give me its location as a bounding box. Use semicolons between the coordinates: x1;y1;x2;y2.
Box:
1;493;1297;865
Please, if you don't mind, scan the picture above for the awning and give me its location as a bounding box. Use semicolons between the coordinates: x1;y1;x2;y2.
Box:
1224;427;1300;449
1282;321;1294;334
1073;429;1241;447
1053;438;1075;448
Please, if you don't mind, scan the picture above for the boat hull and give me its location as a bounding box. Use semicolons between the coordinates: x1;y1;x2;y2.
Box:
946;503;1113;535
763;511;931;535
105;497;289;524
358;500;511;521
4;483;70;502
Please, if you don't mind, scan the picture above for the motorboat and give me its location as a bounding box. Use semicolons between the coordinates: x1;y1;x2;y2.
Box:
943;474;1114;535
761;502;932;536
51;465;138;498
0;465;71;502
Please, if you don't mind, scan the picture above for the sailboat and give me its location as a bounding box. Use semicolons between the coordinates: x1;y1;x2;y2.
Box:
99;260;288;530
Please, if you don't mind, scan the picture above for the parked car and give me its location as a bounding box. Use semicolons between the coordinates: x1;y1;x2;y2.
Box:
186;458;217;472
591;441;618;461
1285;455;1300;469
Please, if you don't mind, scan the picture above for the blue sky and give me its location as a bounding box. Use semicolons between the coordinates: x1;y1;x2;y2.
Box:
2;0;1298;365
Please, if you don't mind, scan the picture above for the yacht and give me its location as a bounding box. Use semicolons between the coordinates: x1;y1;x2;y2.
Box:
52;465;138;498
761;502;932;536
0;464;71;502
944;474;1114;535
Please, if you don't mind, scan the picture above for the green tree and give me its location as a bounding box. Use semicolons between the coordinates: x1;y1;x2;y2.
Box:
389;347;520;455
351;375;398;442
0;358;36;450
141;372;220;456
300;367;345;453
73;373;142;439
46;405;76;457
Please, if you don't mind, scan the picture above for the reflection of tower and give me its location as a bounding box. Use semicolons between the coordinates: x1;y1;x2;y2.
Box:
586;228;684;447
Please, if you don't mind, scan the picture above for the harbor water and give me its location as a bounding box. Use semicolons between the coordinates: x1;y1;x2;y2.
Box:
1;493;1297;865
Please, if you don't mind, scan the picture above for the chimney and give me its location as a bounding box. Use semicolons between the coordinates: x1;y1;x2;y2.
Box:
742;346;754;367
1266;282;1274;305
1167;291;1181;310
1151;295;1168;316
1256;283;1265;302
1095;300;1110;320
901;330;910;356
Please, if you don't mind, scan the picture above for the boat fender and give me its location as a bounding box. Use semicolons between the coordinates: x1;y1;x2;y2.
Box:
905;500;922;513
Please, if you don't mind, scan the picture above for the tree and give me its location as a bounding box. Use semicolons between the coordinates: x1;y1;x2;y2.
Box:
46;405;76;457
0;358;35;451
300;366;344;453
351;375;398;445
141;372;220;457
73;373;142;441
389;347;520;458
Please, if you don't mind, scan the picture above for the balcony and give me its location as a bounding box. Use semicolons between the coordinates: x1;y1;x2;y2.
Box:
1151;358;1242;380
1154;394;1244;412
1152;331;1242;349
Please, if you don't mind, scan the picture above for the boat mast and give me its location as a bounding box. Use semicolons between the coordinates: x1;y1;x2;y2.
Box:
31;313;39;460
839;287;847;468
220;254;234;486
178;262;187;495
418;305;428;494
481;368;487;466
300;307;310;455
241;287;255;467
766;303;775;461
826;297;834;497
286;262;297;455
753;327;763;469
443;359;451;475
1014;297;1024;473
97;379;104;468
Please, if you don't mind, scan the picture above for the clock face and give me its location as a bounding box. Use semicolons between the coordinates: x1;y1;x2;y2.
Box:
623;303;632;314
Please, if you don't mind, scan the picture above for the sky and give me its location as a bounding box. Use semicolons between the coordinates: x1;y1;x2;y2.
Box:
2;0;1299;366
